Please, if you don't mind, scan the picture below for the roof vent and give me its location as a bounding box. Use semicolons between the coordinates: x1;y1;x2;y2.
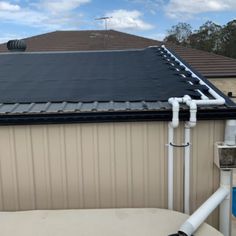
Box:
7;40;27;52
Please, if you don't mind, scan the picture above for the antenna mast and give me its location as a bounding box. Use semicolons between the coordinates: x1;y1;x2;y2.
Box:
95;16;112;30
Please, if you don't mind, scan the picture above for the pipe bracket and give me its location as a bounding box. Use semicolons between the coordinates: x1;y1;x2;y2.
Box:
169;142;190;148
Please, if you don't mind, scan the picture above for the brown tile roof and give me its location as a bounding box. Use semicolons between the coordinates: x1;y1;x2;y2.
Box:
0;30;236;78
168;44;236;78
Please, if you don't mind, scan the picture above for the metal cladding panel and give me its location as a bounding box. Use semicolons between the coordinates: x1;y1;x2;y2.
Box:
0;121;224;228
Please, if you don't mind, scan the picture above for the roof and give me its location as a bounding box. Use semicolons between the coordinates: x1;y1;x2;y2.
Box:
0;46;235;125
0;30;236;78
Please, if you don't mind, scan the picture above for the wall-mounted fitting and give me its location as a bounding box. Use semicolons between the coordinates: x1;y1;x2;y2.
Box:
214;142;236;169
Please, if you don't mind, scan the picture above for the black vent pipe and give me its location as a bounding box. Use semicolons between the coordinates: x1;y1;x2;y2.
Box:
7;40;27;52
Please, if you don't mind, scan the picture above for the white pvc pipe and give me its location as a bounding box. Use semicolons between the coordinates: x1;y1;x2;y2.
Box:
193;98;225;105
224;120;236;146
186;100;197;127
184;126;190;215
162;45;225;106
179;186;230;236
168;98;180;128
165;45;226;218
219;119;236;236
168;123;174;210
183;101;197;215
219;170;232;236
167;98;180;210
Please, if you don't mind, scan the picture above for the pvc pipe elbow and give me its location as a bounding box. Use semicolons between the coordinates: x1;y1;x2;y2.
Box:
183;95;191;102
218;97;225;105
168;97;174;103
185;101;197;128
168;98;180;128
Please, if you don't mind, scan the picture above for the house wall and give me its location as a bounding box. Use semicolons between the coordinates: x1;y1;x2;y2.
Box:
0;121;224;228
209;78;236;101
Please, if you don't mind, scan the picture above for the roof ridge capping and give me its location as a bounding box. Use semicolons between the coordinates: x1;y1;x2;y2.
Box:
0;47;151;55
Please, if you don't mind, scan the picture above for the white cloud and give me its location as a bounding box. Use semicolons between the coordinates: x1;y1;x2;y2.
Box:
165;0;236;19
0;1;20;11
147;32;166;41
40;0;90;13
0;0;90;30
0;32;28;43
129;0;164;14
105;9;153;31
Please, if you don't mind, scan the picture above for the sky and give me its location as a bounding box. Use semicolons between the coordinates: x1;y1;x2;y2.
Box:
0;0;235;43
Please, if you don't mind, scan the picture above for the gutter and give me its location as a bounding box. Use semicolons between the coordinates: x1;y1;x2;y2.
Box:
0;108;236;125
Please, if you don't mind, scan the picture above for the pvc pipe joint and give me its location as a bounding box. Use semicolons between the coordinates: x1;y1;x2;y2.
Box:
185;100;197;128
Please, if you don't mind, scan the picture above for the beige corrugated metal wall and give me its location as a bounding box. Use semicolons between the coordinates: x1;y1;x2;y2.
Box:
0;121;224;228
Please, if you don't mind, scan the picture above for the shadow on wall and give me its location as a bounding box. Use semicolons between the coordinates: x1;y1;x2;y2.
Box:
227;92;236;104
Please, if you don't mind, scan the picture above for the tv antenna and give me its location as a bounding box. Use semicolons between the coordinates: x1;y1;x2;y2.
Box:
95;16;112;30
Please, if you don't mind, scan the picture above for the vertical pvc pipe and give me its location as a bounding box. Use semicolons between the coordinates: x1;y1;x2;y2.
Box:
184;101;196;215
184;126;190;214
219;170;232;236
224;120;236;146
167;99;179;210
168;123;174;210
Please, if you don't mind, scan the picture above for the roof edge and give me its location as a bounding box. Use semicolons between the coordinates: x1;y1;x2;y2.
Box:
1;108;236;126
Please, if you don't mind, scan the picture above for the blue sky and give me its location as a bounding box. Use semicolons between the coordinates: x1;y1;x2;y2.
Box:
0;0;235;42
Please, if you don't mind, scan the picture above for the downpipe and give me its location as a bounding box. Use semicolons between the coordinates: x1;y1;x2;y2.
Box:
219;119;236;236
167;95;224;213
168;98;197;211
168;98;180;210
183;99;197;214
178;186;230;236
168;96;197;212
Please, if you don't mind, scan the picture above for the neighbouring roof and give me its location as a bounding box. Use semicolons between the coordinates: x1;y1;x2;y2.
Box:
0;30;236;78
0;46;235;125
